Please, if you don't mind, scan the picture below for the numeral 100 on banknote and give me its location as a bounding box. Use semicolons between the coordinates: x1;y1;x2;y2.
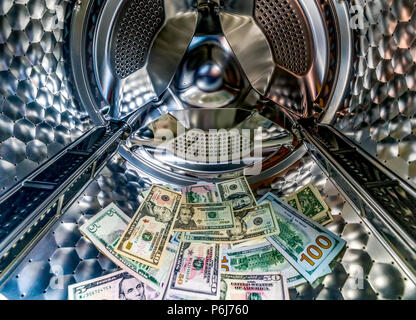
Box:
299;234;333;269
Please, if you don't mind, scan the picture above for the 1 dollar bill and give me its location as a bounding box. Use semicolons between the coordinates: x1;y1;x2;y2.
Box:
217;176;257;211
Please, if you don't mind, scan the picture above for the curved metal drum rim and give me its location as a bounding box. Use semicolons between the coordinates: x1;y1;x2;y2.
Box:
118;103;307;186
319;0;354;124
70;0;107;125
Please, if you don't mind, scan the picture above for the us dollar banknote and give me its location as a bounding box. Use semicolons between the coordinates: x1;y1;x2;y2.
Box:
230;238;267;250
79;203;177;291
220;272;289;300
284;196;300;212
217;177;257;211
182;202;280;243
182;183;217;203
165;242;221;300
313;211;334;226
221;242;306;288
259;192;346;283
115;185;183;269
68;270;162;300
173;202;235;232
285;184;333;226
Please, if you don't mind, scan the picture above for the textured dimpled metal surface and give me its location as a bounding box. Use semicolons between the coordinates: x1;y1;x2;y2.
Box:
1;153;416;300
0;154;151;300
0;0;92;196
335;0;416;190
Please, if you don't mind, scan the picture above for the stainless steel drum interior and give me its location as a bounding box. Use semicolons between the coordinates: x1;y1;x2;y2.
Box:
0;0;416;300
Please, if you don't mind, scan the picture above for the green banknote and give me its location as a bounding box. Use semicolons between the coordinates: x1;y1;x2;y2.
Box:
217;177;257;211
79;203;177;291
68;270;162;300
182;183;217;203
296;184;332;225
220;272;289;300
284;185;333;226
221;242;306;288
173;202;235;232
313;211;334;226
259;193;346;283
284;196;299;211
182;202;280;243
165;242;221;300
230;238;267;250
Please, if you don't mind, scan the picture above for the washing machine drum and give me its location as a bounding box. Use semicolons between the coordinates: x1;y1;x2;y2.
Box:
61;0;339;183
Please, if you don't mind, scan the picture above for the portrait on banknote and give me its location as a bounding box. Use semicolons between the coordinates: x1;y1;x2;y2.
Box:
173;206;198;230
141;199;175;223
226;215;247;241
228;193;255;211
118;274;162;300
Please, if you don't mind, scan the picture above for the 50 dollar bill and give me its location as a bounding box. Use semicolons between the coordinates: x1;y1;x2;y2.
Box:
165;242;221;300
220;272;289;300
221;242;306;288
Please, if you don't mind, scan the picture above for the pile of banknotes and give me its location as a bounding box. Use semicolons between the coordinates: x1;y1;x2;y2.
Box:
68;177;346;300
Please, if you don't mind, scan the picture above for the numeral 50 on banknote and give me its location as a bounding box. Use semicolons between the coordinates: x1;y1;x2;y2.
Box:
211;305;248;317
298;233;334;270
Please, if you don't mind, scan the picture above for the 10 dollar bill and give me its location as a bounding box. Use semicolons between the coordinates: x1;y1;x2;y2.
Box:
79;203;177;291
115;185;183;269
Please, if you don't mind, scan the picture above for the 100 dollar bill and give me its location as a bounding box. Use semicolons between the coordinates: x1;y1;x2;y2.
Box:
221;242;306;288
173;202;235;232
220;272;289;300
115;185;182;268
259;193;346;283
165;242;221;300
182;202;280;243
79;203;177;291
68;270;162;300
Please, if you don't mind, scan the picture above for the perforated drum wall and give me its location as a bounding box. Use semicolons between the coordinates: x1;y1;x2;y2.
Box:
111;0;165;79
254;0;312;76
